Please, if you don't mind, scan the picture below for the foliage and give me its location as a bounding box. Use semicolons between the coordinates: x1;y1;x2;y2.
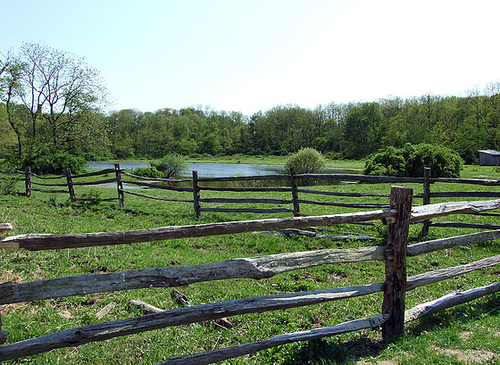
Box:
18;145;86;175
151;153;188;178
284;148;326;175
364;143;463;178
102;85;500;163
343;102;386;159
132;166;163;178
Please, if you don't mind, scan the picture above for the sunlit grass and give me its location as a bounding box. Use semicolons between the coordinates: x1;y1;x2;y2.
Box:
0;161;498;364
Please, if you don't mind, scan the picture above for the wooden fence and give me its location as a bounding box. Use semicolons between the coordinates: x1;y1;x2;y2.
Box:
2;165;499;234
0;189;499;363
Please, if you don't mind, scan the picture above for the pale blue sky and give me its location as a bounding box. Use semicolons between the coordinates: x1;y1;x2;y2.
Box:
2;0;499;115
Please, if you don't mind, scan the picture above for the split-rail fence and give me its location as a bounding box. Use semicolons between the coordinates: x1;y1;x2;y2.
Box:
2;165;499;235
0;187;499;363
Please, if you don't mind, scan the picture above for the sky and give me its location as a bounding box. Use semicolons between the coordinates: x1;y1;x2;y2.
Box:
2;0;500;116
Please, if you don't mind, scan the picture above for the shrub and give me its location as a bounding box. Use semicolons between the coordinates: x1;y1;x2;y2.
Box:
364;143;463;178
132;166;163;178
19;146;86;175
284;148;326;175
151;153;188;178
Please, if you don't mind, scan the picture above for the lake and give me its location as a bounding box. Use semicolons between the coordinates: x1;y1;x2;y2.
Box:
85;162;356;187
86;162;283;178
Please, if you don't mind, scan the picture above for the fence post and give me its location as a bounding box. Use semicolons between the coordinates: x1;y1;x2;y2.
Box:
115;164;125;207
421;167;431;237
290;167;300;217
193;171;201;218
66;168;76;202
24;166;32;197
382;185;413;342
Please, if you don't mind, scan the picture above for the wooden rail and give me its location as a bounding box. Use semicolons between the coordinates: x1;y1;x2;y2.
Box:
0;193;499;362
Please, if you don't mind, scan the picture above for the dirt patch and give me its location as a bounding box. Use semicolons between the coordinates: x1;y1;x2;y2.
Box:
459;331;472;341
432;345;497;364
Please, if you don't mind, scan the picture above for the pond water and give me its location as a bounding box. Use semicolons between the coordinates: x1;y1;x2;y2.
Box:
85;162;357;187
86;162;283;177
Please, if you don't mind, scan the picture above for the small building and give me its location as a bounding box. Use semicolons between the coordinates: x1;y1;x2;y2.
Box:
478;150;500;166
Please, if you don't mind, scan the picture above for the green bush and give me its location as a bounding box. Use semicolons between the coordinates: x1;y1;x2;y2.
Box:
132;166;163;178
364;143;463;178
18;146;86;175
284;148;326;175
151;153;188;178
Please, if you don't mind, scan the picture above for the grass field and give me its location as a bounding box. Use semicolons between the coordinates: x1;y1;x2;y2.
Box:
0;160;498;364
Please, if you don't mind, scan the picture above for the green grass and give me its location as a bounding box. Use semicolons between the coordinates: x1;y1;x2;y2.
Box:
0;162;498;364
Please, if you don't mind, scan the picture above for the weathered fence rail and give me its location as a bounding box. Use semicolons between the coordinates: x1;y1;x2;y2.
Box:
0;192;499;363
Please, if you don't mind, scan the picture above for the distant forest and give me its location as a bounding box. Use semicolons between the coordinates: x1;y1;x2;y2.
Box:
104;88;500;164
2;89;500;164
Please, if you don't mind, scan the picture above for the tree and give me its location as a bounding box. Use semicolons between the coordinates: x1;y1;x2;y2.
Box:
1;43;109;158
343;102;386;159
0;57;26;157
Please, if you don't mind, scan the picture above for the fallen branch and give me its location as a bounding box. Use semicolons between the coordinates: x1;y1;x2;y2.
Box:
129;300;165;314
171;289;233;329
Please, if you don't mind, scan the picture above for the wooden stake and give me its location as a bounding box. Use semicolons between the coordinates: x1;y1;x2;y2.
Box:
24;166;31;197
421;167;431;236
115;164;124;207
66;168;76;202
193;171;201;218
290;168;300;217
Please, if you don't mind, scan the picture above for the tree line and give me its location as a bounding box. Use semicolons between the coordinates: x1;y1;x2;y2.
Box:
105;91;500;164
1;43;499;168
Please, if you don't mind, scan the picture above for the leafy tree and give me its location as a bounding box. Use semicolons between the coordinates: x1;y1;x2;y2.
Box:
343;102;386;159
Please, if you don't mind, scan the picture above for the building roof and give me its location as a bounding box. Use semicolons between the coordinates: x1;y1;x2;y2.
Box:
478;150;500;156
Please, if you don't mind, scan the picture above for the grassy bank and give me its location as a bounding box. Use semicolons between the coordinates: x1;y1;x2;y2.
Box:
0;164;498;364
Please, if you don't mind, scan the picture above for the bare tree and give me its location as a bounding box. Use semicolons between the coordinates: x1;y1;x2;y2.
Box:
1;43;109;158
16;43;109;148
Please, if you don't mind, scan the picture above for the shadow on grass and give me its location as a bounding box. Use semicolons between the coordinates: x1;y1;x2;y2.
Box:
280;336;386;365
279;294;499;364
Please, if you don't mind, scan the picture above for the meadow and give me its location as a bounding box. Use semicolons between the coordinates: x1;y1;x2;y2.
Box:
0;159;498;364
